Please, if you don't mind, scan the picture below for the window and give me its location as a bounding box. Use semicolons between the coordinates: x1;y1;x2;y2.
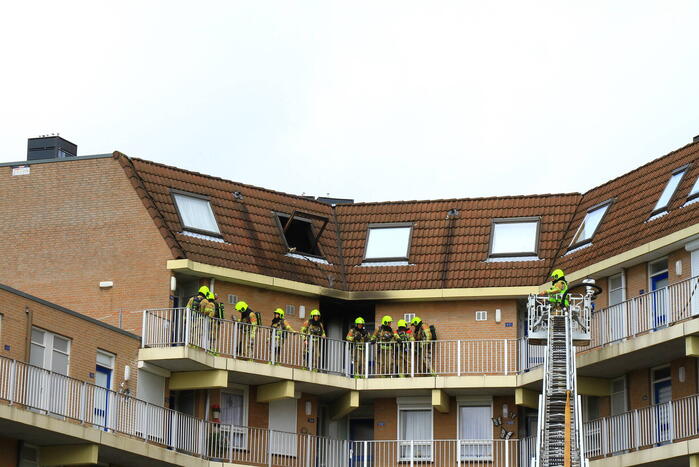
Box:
172;191;221;235
276;212;325;257
608;273;624;306
30;328;70;375
221;387;249;449
652;166;688;214
570;200;612;247
285;304;296;317
489;218;539;257
475;311;488;321
458;405;492;460
364;224;412;261
583;396;600;422
227;294;238;305
404;313;416;324
269;398;297;456
610;377;627;416
688;176;699;201
398;406;433;461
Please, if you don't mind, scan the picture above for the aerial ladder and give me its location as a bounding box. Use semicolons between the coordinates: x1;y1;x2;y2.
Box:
528;280;602;467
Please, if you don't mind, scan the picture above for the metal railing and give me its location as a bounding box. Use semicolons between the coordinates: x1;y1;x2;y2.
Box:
0;355;348;465
585;275;699;349
142;308;521;377
349;439;519;466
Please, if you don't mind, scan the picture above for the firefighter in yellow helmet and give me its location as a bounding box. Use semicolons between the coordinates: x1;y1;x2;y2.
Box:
270;308;295;365
300;309;325;371
206;291;224;355
395;319;414;377
541;269;569;312
371;315;399;377
186;286;215;348
410;316;434;375
235;301;258;360
346;317;370;377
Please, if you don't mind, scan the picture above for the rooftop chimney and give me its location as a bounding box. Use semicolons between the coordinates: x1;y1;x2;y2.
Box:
27;135;77;161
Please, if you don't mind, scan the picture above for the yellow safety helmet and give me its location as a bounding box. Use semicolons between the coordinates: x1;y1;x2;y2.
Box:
274;308;285;318
354;317;365;325
411;317;421;326
310;309;321;317
198;286;211;297
397;319;407;328
207;291;215;300
551;269;565;281
235;301;249;312
381;315;393;325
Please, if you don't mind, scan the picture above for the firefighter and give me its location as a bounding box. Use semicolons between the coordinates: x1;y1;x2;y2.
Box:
186;286;214;348
346;317;370;377
410;316;433;375
395;319;414;377
301;309;325;371
270;308;295;364
235;301;258;360
371;316;398;377
206;291;225;355
541;268;569;311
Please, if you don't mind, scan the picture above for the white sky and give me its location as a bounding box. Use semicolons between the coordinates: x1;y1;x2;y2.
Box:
1;1;698;202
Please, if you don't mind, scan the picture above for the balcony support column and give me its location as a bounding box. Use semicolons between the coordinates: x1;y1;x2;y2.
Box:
257;380;295;403
432;389;450;413
515;388;539;409
331;390;359;420
170;369;227;390
39;445;99;466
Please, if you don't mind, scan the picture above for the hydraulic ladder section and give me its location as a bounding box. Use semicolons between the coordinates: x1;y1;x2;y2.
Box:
528;281;598;467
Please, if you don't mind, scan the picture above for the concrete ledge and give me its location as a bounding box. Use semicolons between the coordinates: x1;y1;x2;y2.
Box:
432;389;449;413
39;444;98;466
257;380;295;402
170;370;228;390
589;437;697;466
578;377;610;396
331;391;359;420
515;388;539;409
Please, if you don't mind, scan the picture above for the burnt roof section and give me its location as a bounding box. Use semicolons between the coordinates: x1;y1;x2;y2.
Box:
558;140;699;273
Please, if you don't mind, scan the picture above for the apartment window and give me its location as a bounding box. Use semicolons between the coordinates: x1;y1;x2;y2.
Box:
30;328;70;375
276;213;325;257
610;377;627;416
489;218;539;257
404;313;416;324
172;191;221;235
475;311;488;321
458;405;492;460
364;224;413;262
652;166;688;214
398;398;433;461
688;176;699;201
227;294;238;305
269;398;297;456
285;304;296;317
583;396;600;422
608;273;625;306
570;200;612;247
221;386;249;449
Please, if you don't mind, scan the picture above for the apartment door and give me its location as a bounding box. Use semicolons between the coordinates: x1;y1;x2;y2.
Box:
350;419;374;465
28;328;70;415
608;273;626;341
650;260;669;328
692;249;699;316
136;368;166;442
652;366;672;445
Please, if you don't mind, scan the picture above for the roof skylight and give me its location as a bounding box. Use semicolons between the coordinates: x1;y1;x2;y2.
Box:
652;167;687;214
172;191;221;235
688;176;699;201
364;224;412;261
570;200;612;247
276;212;326;258
489;218;539;257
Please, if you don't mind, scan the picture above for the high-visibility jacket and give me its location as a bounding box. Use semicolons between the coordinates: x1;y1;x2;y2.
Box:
546;278;569;306
346;326;370;343
301;319;325;337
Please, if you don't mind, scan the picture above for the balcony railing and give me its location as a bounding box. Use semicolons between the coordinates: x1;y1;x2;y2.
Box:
142;308;520;377
0;355;348;465
349;439;519;466
585;275;699;350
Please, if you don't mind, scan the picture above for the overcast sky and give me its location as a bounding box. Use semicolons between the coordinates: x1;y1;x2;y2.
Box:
1;1;698;202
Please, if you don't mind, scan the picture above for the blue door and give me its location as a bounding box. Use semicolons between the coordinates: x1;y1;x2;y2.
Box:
651;272;669;328
94;365;111;430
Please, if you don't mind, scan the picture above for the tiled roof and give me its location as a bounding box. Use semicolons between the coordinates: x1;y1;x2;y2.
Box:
115;140;699;291
558;141;699;273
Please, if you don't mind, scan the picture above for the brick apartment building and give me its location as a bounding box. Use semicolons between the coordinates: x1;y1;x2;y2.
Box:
0;135;698;466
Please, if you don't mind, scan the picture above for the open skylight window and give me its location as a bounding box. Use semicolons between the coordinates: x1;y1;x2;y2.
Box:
687;176;699;201
652;166;688;214
364;224;412;261
172;191;221;235
489;218;539;257
276;212;326;258
570;200;612;247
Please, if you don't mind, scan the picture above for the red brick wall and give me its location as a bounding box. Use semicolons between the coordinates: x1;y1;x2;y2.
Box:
434;399;457;439
0;288;141;394
373;398;397;440
628;368;651;410
376;299;518;340
0;437;18;467
0;158;174;334
297;394;318;436
671;357;697;400
669;248;691;285
248;387;269;429
626;263;648;298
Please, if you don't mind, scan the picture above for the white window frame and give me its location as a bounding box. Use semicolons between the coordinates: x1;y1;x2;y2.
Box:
489;217;540;258
396;397;433;462
652;166;688;215
404;313;416;324
363;223;413;262
171;189;221;236
608;272;626;306
30;327;71;374
610;376;627;416
687;176;699;202
221;384;250;450
648;258;669;288
475;311;488;321
456;397;493;462
570;200;613;248
651;365;672;404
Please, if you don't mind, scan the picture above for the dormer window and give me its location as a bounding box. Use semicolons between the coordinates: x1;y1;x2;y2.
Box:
489;218;539;258
172;190;221;236
275;212;327;258
652;166;688;215
570;200;612;248
364;224;412;262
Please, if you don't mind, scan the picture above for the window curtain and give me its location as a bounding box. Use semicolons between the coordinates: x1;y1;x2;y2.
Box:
173;194;220;233
459;406;491;459
220;391;244;426
399;409;432;459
